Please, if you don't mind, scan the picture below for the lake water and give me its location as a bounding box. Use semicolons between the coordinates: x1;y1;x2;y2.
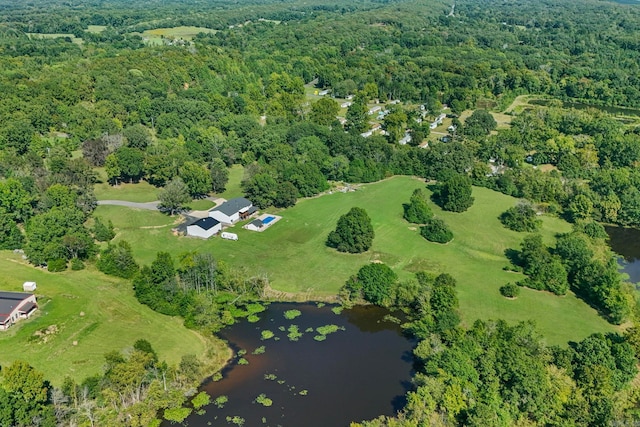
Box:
605;225;640;285
174;302;415;427
529;99;640;117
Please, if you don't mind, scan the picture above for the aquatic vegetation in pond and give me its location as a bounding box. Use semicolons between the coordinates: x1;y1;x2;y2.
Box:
164;407;192;423
252;345;266;355
287;325;302;341
316;302;325;308
246;302;266;314
284;309;302;319
247;314;260;323
213;395;228;408
264;373;277;381
212;372;223;382
260;330;274;340
316;324;343;335
331;306;343;315
238;358;248;365
299;389;308;396
255;393;273;407
226;415;245;426
192;392;211;410
314;324;343;341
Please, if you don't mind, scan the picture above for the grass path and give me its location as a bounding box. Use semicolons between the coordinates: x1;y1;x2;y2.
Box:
96;176;614;345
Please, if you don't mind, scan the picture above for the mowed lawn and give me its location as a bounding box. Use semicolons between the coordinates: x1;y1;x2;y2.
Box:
0;255;207;385
94;181;159;203
96;176;615;345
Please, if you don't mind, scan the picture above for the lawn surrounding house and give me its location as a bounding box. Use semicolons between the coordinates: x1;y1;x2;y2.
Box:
95;176;614;345
0;255;213;385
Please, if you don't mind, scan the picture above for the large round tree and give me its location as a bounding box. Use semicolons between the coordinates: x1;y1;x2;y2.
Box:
327;207;374;253
438;174;474;212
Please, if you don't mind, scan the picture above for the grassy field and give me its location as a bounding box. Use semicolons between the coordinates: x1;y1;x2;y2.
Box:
0;255;209;385
26;33;83;45
219;164;245;199
133;26;217;45
86;25;107;33
96;176;614;345
94;181;159;202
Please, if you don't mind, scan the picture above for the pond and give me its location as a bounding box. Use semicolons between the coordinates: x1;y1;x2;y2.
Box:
529;99;640;117
173;302;415;427
605;225;640;285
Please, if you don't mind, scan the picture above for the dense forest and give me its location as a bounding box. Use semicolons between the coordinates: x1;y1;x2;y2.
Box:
2;0;640;424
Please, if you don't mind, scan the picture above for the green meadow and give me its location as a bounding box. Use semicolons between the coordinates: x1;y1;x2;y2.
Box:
26;33;83;45
133;26;218;45
96;176;614;345
0;255;210;385
94;180;159;202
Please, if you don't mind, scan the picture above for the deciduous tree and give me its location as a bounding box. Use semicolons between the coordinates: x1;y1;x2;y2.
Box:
327;207;374;253
158;177;191;215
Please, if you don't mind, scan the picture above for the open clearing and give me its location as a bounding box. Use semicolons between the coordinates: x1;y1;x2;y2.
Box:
0;255;208;385
95;180;159;203
133;26;217;44
26;33;83;45
96;176;614;345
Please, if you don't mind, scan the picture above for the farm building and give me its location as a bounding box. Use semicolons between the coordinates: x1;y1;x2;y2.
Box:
186;217;222;239
208;198;255;225
0;291;37;331
245;218;264;231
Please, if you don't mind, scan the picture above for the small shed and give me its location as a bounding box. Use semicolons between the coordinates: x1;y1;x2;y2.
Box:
23;282;37;292
245;219;264;232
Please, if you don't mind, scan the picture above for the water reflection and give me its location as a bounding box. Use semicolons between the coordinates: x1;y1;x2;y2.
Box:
171;302;415;427
604;225;640;284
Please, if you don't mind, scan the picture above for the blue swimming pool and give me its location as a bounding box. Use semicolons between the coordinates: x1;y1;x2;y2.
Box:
262;216;275;225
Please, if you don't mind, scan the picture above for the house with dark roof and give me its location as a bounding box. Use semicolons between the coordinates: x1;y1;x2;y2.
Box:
0;291;37;331
208;197;254;225
186;217;222;239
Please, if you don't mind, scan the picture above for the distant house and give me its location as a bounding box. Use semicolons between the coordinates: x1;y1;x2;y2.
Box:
367;106;382;115
208;198;254;225
399;132;412;145
430;114;447;130
186;217;222;239
341;102;352;108
318;89;330;96
0;291;37;331
245;218;264;231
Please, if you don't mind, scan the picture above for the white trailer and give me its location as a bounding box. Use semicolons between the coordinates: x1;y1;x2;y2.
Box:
221;232;238;241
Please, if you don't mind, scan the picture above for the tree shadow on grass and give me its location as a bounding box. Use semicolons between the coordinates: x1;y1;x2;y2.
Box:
504;248;521;268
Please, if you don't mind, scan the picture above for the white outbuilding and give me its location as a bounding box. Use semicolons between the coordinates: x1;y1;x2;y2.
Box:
22;282;37;292
186;217;222;239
